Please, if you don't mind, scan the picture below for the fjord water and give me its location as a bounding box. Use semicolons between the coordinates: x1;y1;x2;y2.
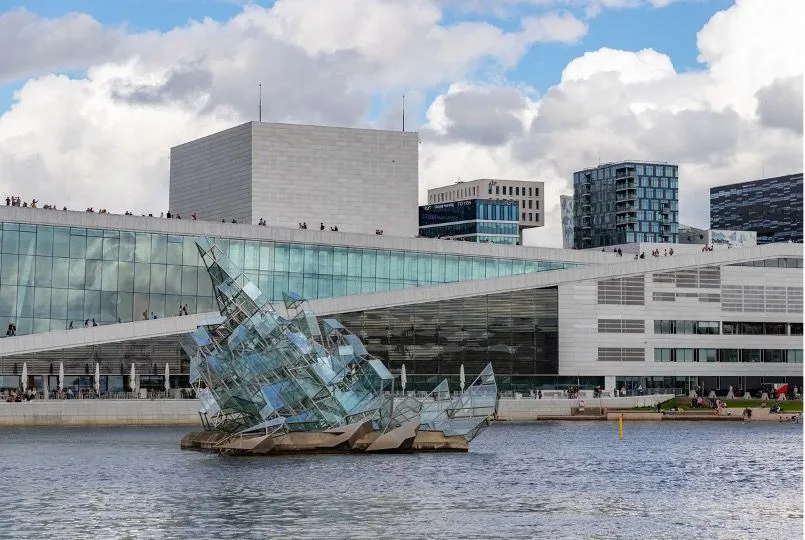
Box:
1;422;801;539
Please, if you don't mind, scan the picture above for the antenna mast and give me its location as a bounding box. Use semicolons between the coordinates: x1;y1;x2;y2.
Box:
258;83;262;123
402;94;406;132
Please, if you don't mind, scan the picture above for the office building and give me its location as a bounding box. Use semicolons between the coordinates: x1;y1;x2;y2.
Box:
169;122;419;237
418;199;520;244
426;179;544;231
573;161;679;249
0;205;800;397
710;173;803;244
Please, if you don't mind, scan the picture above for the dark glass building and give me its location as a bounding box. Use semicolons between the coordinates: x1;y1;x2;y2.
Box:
573;161;679;249
418;199;520;244
710;173;803;244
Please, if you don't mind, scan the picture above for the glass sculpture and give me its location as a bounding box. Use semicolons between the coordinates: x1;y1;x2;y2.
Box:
180;237;497;453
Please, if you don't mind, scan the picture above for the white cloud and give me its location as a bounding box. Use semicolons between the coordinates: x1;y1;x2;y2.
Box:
418;0;803;247
0;0;801;250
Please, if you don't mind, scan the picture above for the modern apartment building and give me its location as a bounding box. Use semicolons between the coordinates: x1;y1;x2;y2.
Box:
426;179;544;231
169;122;420;237
418;199;520;244
573;161;679;249
710;173;803;244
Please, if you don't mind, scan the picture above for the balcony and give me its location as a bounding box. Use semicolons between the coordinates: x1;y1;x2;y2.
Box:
615;202;637;213
616;215;637;224
615;180;637;191
615;191;637;202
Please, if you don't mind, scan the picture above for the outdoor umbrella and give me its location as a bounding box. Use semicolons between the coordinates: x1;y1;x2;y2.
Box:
400;364;407;395
129;363;136;393
164;363;170;393
43;376;49;400
58;362;64;391
94;363;100;395
460;364;465;393
21;362;27;392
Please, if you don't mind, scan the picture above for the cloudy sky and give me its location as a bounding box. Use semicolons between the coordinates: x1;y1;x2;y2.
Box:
0;0;802;247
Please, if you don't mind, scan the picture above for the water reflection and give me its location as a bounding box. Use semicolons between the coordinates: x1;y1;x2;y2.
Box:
1;422;801;539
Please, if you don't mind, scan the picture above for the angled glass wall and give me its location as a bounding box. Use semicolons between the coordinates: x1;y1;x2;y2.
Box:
328;287;560;383
0;221;582;336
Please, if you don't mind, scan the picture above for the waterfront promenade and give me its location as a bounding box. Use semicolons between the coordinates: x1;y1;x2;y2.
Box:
2;394;800;426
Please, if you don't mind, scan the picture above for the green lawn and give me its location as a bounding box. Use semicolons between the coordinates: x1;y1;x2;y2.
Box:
660;397;803;412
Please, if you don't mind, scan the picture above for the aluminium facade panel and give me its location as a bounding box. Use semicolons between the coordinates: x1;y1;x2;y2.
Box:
710;173;803;244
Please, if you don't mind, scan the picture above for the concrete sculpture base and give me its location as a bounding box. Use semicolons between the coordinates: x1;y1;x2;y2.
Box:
181;420;471;455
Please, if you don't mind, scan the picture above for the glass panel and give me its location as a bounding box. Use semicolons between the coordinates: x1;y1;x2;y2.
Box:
118;262;134;292
51;258;68;288
150;234;167;264
135;233;151;263
150;264;166;294
167;240;183;265
34;256;52;287
85;260;102;290
182;236;199;266
53;227;70;257
119;232;135;262
244;241;260;270
0;285;16;317
67;289;83;321
84;289;100;321
16;286;34;318
18;231;36;255
51;289;68;319
86;235;103;260
166;265;182;295
1;228;18;254
259;242;274;271
103;236;119;261
117;292;133;322
102;261;118;291
36;226;54;256
68;259;85;288
182;266;198;295
101;291;117;322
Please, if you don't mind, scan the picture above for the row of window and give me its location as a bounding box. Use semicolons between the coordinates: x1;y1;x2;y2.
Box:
520;212;539;223
520;199;539;210
654;320;721;335
723;321;803;335
489;185;540;197
576;165;678;183
728;258;804;269
430;185;479;203
654;348;803;363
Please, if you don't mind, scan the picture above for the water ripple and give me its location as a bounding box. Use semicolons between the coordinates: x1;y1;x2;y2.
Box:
0;422;801;539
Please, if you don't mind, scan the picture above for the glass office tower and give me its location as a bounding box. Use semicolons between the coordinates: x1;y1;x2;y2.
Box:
572;161;679;249
418;199;520;244
710;173;803;244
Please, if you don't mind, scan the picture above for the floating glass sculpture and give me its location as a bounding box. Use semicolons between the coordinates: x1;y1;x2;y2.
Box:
180;237;497;454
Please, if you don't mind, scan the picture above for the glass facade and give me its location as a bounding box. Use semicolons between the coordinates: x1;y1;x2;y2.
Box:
328;287;560;382
573;162;679;249
0;221;580;336
710;173;803;244
419;199;520;244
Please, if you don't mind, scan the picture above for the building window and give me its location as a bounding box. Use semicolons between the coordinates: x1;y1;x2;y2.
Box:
535;213;539;222
528;213;532;221
535;201;539;210
495;186;499;195
528;200;533;209
654;348;672;362
522;200;526;209
676;348;694;362
528;188;532;197
515;187;520;196
697;349;717;362
521;212;525;220
509;187;513;195
791;323;803;335
488;184;492;194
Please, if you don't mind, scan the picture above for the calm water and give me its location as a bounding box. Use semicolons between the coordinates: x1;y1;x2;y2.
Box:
1;422;802;539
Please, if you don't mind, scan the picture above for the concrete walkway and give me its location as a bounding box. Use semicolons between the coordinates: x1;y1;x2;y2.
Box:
0;399;201;427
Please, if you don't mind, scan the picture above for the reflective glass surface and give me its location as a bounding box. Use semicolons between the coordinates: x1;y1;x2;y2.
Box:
0;222;580;336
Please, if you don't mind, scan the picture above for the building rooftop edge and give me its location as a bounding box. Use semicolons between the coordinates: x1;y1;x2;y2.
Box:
709;172;804;190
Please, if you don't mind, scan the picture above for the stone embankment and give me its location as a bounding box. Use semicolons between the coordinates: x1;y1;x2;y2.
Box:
496;395;672;421
0;399;201;427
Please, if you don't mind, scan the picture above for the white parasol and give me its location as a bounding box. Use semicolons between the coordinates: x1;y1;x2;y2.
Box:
400;364;407;394
21;362;27;392
164;363;170;392
460;364;466;393
58;362;64;391
129;363;136;393
94;363;100;394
